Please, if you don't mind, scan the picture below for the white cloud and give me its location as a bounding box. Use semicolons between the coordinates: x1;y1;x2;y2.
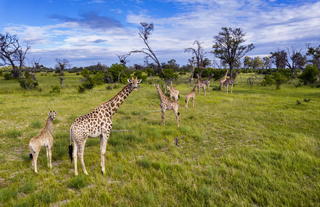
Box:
2;0;320;66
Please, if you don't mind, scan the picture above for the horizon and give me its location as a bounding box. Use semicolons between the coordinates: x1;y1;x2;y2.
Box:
1;0;320;67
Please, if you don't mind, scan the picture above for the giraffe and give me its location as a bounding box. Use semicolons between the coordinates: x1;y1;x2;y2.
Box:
195;79;207;96
166;85;180;101
155;84;180;127
69;77;141;176
185;86;196;108
29;111;57;173
223;71;239;93
219;70;229;90
223;77;234;93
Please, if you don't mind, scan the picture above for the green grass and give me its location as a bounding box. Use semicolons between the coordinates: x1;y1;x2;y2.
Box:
0;72;319;206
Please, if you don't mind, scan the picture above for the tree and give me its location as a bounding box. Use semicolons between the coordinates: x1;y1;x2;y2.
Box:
117;53;130;66
243;56;253;69
270;50;287;69
163;59;179;70
286;48;306;74
0;33;30;78
212;27;254;76
252;57;264;69
55;58;70;87
263;56;272;69
185;41;208;69
131;23;162;74
307;45;320;70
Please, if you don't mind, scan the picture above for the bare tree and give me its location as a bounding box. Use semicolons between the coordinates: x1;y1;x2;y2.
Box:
55;58;69;87
117;53;130;66
131;22;162;74
0;33;30;78
212;27;254;77
286;48;306;74
185;40;207;69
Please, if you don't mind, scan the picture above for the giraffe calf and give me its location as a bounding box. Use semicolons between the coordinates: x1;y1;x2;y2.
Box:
185;86;196;108
167;85;180;101
29;111;57;173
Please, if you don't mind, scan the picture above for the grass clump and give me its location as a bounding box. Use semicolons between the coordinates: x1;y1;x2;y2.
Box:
5;129;22;138
68;175;89;189
30;120;41;129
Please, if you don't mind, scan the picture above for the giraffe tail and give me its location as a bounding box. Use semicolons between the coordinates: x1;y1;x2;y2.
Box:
68;127;73;162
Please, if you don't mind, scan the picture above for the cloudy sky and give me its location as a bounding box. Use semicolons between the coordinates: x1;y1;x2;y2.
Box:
0;0;319;67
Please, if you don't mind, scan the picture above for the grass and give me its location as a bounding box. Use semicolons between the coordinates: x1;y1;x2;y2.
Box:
0;72;319;206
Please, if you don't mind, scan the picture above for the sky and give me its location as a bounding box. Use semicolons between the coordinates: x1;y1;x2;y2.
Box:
0;0;319;67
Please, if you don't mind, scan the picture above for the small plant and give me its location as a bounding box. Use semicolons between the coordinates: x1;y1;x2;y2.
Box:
5;129;22;138
68;176;89;189
78;85;86;93
30;121;41;129
50;86;61;93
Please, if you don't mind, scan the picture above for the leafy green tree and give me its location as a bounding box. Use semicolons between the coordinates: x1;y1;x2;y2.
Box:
212;27;254;76
299;65;319;85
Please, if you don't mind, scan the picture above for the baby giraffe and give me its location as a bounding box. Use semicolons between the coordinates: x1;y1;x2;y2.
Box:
156;84;180;127
166;85;180;101
29;111;57;173
185;86;196;108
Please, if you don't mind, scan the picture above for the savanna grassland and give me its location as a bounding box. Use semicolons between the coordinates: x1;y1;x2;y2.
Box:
0;73;319;207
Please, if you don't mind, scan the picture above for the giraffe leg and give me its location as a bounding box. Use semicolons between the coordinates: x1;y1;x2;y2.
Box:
34;151;39;173
226;85;229;93
231;84;233;93
79;140;88;175
174;108;180;127
185;98;189;108
48;147;52;169
192;97;195;108
161;109;166;125
73;141;78;176
46;147;49;167
204;87;206;96
100;133;110;175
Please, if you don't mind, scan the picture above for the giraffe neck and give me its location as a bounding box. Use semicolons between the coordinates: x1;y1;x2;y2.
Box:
156;86;168;103
44;118;54;134
102;83;134;116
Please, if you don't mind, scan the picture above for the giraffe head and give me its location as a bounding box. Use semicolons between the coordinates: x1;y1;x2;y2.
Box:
127;77;142;90
48;110;57;120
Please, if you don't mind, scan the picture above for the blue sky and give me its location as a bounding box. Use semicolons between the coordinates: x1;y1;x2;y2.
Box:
0;0;319;67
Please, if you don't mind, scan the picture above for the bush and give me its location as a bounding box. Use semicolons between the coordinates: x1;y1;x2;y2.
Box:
50;86;61;93
18;72;39;89
78;85;86;93
261;71;289;89
299;65;319;85
160;68;178;81
3;72;13;80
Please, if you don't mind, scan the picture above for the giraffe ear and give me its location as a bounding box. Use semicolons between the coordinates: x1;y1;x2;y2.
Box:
138;79;142;83
127;79;132;83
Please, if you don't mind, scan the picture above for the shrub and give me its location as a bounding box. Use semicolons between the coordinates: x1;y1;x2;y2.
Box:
160;68;178;81
3;72;13;80
261;71;289;89
49;86;61;93
78;85;86;93
18;72;39;89
299;65;319;85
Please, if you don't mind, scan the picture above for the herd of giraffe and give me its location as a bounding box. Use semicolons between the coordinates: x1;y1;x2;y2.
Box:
28;72;237;175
